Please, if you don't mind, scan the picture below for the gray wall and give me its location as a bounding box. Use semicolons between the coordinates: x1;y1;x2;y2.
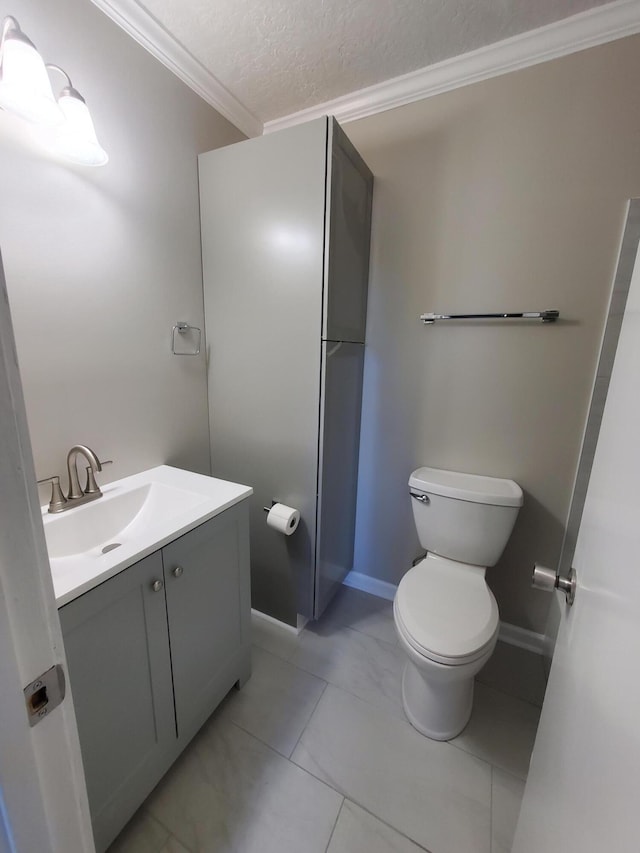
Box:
3;0;640;637
0;0;243;493
346;36;640;633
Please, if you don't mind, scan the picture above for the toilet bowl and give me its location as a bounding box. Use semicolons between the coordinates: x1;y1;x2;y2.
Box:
394;467;523;740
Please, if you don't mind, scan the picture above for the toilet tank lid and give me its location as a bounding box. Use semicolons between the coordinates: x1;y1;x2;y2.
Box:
409;467;523;507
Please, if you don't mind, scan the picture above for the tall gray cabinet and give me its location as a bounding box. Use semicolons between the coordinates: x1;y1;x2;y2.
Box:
199;117;373;625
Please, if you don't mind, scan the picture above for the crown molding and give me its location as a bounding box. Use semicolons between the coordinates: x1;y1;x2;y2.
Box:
264;0;640;133
89;0;263;137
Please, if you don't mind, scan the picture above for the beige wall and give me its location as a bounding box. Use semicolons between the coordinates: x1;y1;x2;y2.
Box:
0;0;243;494
3;1;639;635
347;36;640;633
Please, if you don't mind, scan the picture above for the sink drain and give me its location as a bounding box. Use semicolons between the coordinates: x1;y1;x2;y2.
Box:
102;543;121;554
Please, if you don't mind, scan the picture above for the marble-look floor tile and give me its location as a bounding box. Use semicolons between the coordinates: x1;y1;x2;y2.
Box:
321;586;398;646
107;809;169;853
289;622;406;719
451;683;540;780
159;837;191;853
327;800;427;853
146;714;342;853
491;768;526;853
250;612;300;661
477;642;547;707
216;645;326;756
292;685;491;853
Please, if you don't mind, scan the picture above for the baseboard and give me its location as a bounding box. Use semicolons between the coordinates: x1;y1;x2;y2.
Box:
498;622;546;655
251;608;306;635
342;571;545;654
342;570;397;601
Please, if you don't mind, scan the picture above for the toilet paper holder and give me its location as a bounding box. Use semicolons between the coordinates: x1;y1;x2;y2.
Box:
263;501;301;536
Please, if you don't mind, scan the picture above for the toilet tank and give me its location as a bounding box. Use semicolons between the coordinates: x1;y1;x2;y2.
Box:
409;467;523;567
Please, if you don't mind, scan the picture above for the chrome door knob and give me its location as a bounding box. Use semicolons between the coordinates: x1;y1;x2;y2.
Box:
172;566;184;578
532;564;557;592
532;564;577;606
151;579;164;592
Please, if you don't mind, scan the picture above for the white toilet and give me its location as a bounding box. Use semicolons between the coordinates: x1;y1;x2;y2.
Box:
393;466;523;740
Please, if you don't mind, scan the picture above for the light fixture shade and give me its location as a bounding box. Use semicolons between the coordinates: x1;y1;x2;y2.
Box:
0;29;62;125
54;89;108;166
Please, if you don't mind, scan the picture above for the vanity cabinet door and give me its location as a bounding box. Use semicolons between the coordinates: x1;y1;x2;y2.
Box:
59;552;176;853
162;502;251;745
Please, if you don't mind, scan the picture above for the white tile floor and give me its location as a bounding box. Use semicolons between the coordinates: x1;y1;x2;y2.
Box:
109;586;546;853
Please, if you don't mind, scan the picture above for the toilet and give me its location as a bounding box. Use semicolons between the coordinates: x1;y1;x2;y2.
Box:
394;466;523;741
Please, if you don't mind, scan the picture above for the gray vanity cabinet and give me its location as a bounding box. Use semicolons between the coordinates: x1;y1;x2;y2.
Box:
59;551;175;853
59;501;251;852
164;505;252;746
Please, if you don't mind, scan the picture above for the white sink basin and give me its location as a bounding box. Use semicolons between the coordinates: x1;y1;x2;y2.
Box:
44;465;252;607
44;482;208;559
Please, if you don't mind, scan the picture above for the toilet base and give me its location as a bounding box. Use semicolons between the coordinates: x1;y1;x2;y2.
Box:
401;660;474;741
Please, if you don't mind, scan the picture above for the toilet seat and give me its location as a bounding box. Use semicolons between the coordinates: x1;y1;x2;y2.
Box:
395;555;499;666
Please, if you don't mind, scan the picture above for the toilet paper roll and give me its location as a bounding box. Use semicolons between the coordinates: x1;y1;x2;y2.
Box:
266;503;300;536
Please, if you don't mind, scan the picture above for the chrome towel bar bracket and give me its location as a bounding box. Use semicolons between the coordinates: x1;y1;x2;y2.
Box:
171;321;201;355
420;310;559;325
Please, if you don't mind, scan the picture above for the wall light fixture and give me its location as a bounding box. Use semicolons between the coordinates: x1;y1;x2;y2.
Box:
0;16;62;125
47;65;108;167
0;16;108;167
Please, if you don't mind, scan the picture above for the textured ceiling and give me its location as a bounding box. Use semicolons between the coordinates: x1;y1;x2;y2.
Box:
136;0;612;123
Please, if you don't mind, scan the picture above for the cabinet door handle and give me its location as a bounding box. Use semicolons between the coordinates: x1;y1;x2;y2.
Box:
151;579;164;592
172;566;184;578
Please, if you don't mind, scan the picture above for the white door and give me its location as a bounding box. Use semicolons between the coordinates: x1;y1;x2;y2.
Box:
512;239;640;851
0;252;94;852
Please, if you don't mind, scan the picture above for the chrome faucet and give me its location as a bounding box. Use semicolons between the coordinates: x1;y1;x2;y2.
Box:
38;445;112;513
66;445;102;500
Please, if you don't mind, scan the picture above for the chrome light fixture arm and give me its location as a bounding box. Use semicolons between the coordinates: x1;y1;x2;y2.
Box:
45;63;85;104
1;16;26;54
1;15;16;47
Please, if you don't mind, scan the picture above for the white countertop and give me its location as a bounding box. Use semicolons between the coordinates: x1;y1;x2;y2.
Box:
44;465;253;607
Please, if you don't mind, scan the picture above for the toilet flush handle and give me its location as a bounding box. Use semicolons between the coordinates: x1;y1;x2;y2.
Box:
410;490;430;505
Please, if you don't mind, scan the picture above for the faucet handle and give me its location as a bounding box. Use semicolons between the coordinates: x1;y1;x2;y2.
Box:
84;460;112;495
37;475;68;513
